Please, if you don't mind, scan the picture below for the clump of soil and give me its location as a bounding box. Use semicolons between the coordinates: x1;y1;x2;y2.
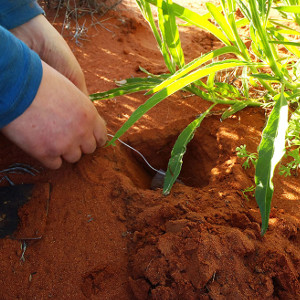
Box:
0;1;299;299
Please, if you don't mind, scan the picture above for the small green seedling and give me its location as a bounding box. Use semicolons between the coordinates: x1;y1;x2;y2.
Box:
242;185;256;202
236;145;258;169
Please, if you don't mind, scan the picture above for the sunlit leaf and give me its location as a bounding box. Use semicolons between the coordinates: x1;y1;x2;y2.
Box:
274;5;300;13
90;77;164;101
255;87;289;235
161;0;185;68
108;59;262;145
250;73;280;81
148;46;241;94
145;0;231;45
221;101;247;120
206;2;235;42
163;104;216;195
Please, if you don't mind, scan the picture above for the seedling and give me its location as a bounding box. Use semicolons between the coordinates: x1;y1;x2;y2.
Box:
91;0;300;234
236;145;258;169
242;185;256;202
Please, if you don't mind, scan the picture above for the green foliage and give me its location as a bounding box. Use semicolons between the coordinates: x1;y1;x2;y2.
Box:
236;145;258;169
275;0;300;26
242;185;256;201
255;88;289;235
91;0;300;235
163;104;216;195
279;148;300;176
90;77;166;101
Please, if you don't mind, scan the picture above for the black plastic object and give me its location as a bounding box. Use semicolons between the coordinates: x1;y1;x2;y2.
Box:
0;184;34;238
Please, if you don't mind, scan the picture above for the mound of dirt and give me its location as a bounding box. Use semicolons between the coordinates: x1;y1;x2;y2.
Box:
0;1;299;299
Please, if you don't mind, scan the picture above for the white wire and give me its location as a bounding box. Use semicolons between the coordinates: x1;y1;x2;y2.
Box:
107;133;166;176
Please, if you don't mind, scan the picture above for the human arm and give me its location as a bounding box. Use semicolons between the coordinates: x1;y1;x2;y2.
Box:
0;23;107;169
10;14;88;94
2;60;107;169
1;0;87;93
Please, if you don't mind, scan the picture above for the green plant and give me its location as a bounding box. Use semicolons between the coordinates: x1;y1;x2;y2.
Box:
275;0;300;26
91;0;300;235
236;145;258;169
242;185;256;201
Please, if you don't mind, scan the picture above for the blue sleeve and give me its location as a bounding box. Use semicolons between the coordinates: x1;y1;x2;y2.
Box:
0;0;44;29
0;25;42;128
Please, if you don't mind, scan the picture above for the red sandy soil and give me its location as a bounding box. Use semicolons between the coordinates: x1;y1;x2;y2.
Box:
0;1;300;299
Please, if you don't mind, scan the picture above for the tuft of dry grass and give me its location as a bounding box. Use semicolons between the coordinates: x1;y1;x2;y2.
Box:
38;0;122;44
40;0;122;16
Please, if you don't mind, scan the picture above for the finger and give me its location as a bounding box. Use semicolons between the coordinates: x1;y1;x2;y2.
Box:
81;136;97;154
94;116;108;147
62;147;82;163
41;156;63;170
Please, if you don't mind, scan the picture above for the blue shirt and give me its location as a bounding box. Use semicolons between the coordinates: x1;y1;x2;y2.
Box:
0;0;43;128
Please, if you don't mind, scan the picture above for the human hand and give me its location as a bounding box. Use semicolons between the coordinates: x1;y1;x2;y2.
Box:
1;61;107;169
10;15;88;94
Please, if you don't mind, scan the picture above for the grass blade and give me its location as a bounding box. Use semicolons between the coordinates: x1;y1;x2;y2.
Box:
160;0;185;68
90;77;163;101
221;101;247;120
255;87;289;235
148;59;263;99
163;104;216;195
274;5;300;13
269;20;300;35
108;60;262;145
223;0;250;58
249;0;283;78
213;82;241;98
241;66;249;98
107;87;170;145
145;0;231;45
236;0;251;20
148;46;241;94
250;73;280;81
139;1;174;72
269;29;300;58
269;40;300;47
157;0;176;73
206;2;235;42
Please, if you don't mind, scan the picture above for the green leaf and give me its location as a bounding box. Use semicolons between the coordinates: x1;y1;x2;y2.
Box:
108;59;261;145
236;0;251;20
255;87;289;235
150;59;262;99
249;0;283;79
163;104;216;195
224;0;250;57
215;82;241;97
90;77;163;101
221;101;247;120
140;1;174;72
206;2;235;42
107;88;169;145
241;66;249;98
156;0;176;72
145;0;231;45
269;40;300;47
148;46;241;94
269;25;300;36
274;5;300;14
269;29;300;58
160;0;185;68
250;73;280;81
